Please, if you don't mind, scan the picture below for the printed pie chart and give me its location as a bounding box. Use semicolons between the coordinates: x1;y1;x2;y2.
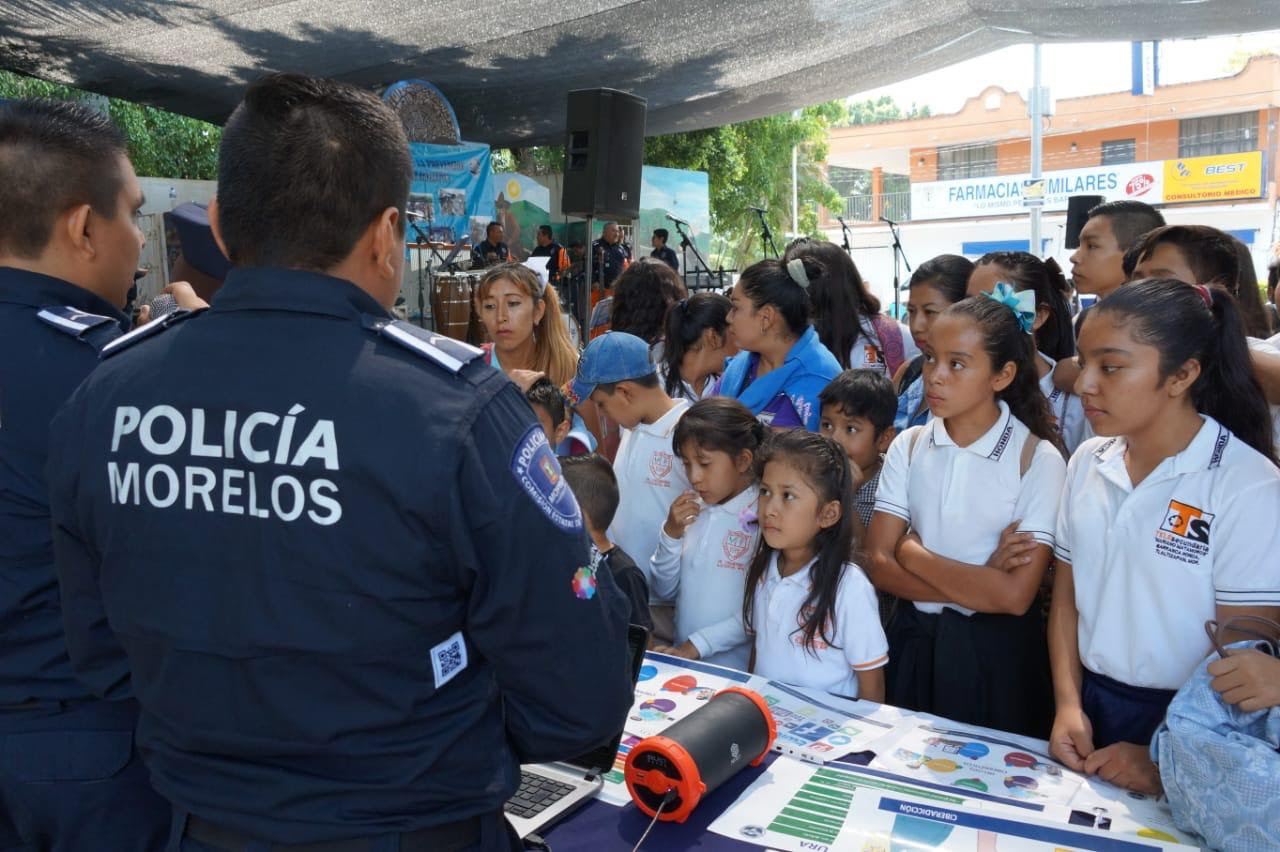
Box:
640;698;676;713
924;758;959;773
637;665;658;682
1004;775;1039;792
1004;751;1038;768
955;778;989;792
958;742;989;760
662;675;698;693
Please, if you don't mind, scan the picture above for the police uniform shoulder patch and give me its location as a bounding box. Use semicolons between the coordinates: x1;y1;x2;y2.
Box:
509;423;582;533
100;308;203;359
373;319;483;374
37;306;116;338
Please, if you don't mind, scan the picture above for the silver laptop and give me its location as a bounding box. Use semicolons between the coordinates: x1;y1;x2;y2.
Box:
505;624;648;838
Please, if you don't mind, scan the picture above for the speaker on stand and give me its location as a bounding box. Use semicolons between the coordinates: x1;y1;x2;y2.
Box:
561;88;647;337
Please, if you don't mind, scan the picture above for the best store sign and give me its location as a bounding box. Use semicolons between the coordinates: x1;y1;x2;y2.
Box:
911;152;1261;220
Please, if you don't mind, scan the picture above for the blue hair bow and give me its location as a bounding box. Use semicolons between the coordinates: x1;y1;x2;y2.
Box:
982;282;1036;334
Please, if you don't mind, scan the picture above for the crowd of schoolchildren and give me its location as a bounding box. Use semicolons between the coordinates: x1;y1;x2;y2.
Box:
479;199;1280;801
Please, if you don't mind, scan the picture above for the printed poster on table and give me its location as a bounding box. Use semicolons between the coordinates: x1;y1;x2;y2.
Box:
407;141;495;245
709;759;1194;852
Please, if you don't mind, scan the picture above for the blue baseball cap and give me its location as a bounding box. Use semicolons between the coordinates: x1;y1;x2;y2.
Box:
570;332;656;403
165;202;231;280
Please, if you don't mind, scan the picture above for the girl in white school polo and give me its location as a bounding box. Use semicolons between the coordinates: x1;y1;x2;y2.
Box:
866;290;1067;738
650;398;764;668
1049;279;1280;795
744;430;887;700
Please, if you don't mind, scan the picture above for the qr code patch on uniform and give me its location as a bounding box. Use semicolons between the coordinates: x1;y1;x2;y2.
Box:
430;631;468;689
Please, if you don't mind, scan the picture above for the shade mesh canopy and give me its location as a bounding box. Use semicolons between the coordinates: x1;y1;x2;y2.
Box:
1;1;1274;145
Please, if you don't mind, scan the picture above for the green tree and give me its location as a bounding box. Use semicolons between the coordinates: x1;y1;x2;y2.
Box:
0;70;221;179
645;105;843;269
837;95;930;127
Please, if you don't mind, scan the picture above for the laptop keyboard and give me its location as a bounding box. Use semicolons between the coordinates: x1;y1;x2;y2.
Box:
504;771;577;819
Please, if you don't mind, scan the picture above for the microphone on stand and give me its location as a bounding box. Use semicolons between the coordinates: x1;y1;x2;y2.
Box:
748;206;767;213
665;213;690;226
878;215;899;226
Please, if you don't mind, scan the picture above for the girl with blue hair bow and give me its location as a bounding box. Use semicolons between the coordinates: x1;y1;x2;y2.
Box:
865;289;1067;738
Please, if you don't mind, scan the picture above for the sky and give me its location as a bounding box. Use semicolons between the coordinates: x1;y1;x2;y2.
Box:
849;29;1280;114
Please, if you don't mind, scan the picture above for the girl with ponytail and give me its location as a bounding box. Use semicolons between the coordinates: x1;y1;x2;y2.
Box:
717;259;842;431
1049;279;1280;796
865;291;1068;738
658;292;735;400
969;251;1088;454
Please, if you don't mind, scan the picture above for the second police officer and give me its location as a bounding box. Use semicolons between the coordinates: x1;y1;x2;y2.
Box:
47;73;634;850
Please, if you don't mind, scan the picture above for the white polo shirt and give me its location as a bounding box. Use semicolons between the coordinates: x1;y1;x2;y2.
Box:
873;400;1067;616
1246;336;1280;451
650;484;760;669
1055;416;1280;690
1038;352;1090;456
608;398;691;586
751;554;888;698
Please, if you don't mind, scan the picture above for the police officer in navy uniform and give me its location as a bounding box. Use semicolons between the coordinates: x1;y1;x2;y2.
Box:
47;73;633;851
0;100;172;849
591;222;631;290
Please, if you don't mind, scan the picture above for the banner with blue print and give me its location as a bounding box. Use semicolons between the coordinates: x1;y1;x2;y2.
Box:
407;141;496;245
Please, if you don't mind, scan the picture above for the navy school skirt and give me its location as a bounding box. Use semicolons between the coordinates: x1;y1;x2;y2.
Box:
885;602;1054;739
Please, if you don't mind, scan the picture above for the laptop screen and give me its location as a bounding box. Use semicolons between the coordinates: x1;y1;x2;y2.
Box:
566;623;649;774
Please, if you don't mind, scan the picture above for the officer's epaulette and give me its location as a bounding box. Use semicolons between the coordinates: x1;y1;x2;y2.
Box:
100;308;204;359
37;306;116;338
366;317;483;374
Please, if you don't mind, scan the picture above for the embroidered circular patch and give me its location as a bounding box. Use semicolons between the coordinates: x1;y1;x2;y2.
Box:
572;566;597;600
509;424;582;533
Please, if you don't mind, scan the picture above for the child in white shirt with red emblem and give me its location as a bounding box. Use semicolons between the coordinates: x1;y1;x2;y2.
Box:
650;398;764;668
572;332;691;643
744;430;887;700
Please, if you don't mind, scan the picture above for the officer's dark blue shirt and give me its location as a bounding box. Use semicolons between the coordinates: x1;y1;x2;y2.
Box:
592;239;631;288
470;240;509;268
651;245;679;272
46;267;634;843
0;267;128;705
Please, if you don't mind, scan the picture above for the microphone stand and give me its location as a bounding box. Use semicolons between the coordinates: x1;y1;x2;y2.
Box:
837;216;853;257
881;216;912;320
408;217;433;329
671;219;723;292
752;208;778;259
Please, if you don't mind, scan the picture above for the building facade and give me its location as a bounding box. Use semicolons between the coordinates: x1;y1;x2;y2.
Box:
822;55;1279;311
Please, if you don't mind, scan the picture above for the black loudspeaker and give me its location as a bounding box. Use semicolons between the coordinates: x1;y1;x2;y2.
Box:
561;89;646;220
1064;195;1106;249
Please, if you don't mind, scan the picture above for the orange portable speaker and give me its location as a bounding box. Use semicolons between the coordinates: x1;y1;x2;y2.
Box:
623;687;776;823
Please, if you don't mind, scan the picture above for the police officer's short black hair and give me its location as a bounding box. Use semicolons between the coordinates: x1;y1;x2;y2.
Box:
653;228;669;243
538;225;553;240
216;73;411;270
558;454;619;532
1086;200;1165;252
0;99;128;258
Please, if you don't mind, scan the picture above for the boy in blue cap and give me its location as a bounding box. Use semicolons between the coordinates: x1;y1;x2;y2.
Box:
573;332;690;643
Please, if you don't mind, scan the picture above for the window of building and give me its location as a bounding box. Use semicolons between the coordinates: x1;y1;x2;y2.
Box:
1178;113;1258;158
936;144;997;180
1101;138;1136;165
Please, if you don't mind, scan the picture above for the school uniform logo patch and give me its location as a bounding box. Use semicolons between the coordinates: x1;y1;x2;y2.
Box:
646;451;674;487
510;424;582;533
721;530;752;566
1154;499;1213;563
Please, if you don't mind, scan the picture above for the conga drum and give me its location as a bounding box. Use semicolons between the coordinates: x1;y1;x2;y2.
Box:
464;273;488;345
431;273;473;342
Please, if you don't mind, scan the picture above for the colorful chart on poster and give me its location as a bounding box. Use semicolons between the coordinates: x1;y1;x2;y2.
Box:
709;760;1192;852
757;680;896;763
623;653;752;739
